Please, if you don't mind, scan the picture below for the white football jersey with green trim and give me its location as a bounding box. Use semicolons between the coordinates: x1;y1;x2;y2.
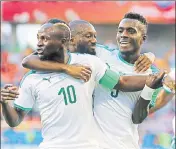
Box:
94;45;159;149
14;53;111;149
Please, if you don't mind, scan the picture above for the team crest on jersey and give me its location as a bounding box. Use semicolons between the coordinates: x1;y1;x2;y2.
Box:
42;76;51;83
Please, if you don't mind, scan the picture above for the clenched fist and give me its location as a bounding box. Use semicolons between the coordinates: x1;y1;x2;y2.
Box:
146;71;166;89
163;68;175;93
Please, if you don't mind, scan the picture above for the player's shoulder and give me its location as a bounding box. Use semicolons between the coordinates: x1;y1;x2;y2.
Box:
70;53;105;71
95;43;119;60
96;43;117;54
19;70;37;87
80;53;102;64
96;43;116;51
70;52;99;61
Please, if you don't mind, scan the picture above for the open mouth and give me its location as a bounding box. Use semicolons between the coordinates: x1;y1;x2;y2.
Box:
120;41;130;46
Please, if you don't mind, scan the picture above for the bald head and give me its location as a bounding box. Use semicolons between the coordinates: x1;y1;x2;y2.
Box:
37;22;71;61
68;20;97;55
38;22;71;41
69;20;96;37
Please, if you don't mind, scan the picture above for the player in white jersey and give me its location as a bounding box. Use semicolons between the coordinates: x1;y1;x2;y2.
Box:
93;48;162;149
1;21;118;149
1;20;162;149
94;46;175;149
1;21;114;149
94;13;175;149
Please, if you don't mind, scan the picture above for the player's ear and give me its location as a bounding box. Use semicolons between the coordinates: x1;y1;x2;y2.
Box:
70;37;75;46
61;38;66;44
70;37;74;43
143;35;147;42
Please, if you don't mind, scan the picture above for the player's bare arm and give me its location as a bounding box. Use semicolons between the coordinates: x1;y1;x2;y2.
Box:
149;89;174;114
134;52;155;73
98;66;165;92
114;75;149;92
22;53;92;82
98;67;148;92
1;85;28;127
131;71;174;124
149;70;175;114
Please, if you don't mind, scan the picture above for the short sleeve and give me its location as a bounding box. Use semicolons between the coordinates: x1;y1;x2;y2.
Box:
14;75;35;111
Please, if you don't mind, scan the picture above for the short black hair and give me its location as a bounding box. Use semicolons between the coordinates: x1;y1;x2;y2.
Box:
46;18;70;29
47;18;66;24
123;12;148;33
123;12;147;26
41;19;71;40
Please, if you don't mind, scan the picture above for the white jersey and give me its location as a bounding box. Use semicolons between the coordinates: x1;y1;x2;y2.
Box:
94;44;159;149
14;53;110;149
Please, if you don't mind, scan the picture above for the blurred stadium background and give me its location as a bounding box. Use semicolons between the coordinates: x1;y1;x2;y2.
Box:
1;1;175;149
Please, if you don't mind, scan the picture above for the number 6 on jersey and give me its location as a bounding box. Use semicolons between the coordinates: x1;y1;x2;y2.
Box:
58;85;77;105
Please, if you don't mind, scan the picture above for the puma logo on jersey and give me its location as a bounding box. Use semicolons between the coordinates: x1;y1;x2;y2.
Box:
43;76;51;83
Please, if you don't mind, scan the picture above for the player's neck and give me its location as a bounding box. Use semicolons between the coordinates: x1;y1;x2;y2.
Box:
69;45;77;53
120;52;140;64
64;50;70;64
52;48;70;64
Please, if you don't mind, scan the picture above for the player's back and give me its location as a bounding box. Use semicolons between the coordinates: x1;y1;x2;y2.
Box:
94;45;159;149
15;53;110;149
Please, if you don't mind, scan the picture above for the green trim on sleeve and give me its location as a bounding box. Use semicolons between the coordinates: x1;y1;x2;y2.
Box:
14;103;32;111
149;87;162;107
99;69;121;90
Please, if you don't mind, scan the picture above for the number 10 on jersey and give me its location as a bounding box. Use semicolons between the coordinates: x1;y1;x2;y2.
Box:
58;85;77;105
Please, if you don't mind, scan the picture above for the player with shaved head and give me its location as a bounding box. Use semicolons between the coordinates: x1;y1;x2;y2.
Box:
69;20;97;55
